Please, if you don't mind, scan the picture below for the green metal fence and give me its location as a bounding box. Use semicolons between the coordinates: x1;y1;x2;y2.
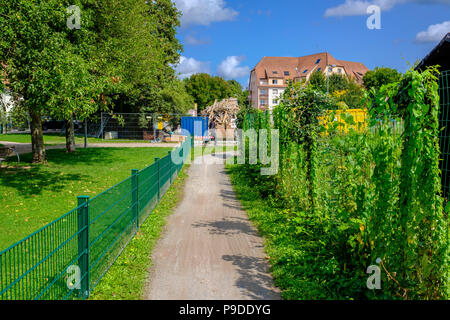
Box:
0;139;191;300
439;70;450;203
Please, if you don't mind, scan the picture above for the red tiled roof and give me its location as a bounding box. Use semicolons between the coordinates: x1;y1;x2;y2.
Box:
251;52;369;84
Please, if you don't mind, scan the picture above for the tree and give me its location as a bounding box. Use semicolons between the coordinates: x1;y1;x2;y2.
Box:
0;0;73;162
1;0;185;158
156;79;194;114
363;67;402;91
327;74;348;93
184;73;233;111
308;72;366;109
308;70;327;92
103;0;184;115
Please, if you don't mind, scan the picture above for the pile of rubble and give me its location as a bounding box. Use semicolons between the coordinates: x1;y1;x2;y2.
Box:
201;97;239;129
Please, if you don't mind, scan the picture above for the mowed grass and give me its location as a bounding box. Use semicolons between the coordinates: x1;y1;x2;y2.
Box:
0;133;150;145
0;147;171;251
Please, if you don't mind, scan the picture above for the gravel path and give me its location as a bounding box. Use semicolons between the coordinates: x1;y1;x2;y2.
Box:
144;152;280;300
0;141;179;155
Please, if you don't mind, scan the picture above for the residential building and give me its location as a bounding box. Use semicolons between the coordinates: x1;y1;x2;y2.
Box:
248;52;369;110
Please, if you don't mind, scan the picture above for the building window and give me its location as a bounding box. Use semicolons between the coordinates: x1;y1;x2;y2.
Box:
284;71;290;76
260;99;267;105
328;67;332;72
272;99;277;104
272;71;278;74
273;89;278;94
303;69;308;74
317;68;321;72
315;59;321;64
337;68;342;73
260;89;267;95
272;79;278;85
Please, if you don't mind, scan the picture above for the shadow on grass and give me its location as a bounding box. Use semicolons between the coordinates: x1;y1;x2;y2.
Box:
0;148;125;196
0;166;87;196
19;148;123;166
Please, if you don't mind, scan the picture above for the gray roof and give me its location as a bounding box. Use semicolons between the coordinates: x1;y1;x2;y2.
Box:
417;33;450;71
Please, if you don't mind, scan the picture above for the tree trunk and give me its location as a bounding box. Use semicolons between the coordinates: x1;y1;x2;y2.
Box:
29;109;46;163
65;114;76;152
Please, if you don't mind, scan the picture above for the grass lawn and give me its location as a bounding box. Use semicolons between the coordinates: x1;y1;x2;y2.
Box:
0;133;152;145
89;164;189;300
0;147;171;251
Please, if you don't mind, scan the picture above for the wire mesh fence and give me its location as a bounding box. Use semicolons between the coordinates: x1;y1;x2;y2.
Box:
92;113;190;142
0;139;191;300
439;70;449;203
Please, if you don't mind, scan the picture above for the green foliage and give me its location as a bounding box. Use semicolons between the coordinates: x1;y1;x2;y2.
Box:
238;67;448;299
308;71;366;109
308;71;327;92
363;67;402;91
184;73;237;111
275;83;334;211
0;0;186;159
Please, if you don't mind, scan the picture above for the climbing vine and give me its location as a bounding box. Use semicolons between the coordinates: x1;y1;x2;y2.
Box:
239;67;448;299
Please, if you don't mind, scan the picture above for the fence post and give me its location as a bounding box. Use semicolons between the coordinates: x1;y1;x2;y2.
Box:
191;135;194;160
77;196;90;299
155;158;160;201
168;151;173;184
180;147;184;173
131;169;139;230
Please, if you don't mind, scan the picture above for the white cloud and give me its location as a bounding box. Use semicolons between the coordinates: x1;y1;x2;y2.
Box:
174;56;210;79
174;0;238;27
415;21;450;42
185;34;210;45
324;0;450;17
217;56;250;80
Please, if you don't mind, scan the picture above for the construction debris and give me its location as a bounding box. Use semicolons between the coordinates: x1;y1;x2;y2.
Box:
201;98;239;129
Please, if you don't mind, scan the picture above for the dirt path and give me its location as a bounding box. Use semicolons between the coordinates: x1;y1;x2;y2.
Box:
144;152;280;300
0;141;179;155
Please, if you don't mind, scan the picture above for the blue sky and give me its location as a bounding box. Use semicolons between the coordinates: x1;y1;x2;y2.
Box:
173;0;450;88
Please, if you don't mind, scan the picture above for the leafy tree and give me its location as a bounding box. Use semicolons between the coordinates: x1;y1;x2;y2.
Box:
363;67;402;91
1;0;186;158
308;70;327;92
327;74;348;93
0;0;78;161
184;73;233;111
104;0;185;115
308;72;365;109
156;79;194;114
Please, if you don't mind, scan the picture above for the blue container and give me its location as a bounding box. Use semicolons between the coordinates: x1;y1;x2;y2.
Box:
181;117;209;137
